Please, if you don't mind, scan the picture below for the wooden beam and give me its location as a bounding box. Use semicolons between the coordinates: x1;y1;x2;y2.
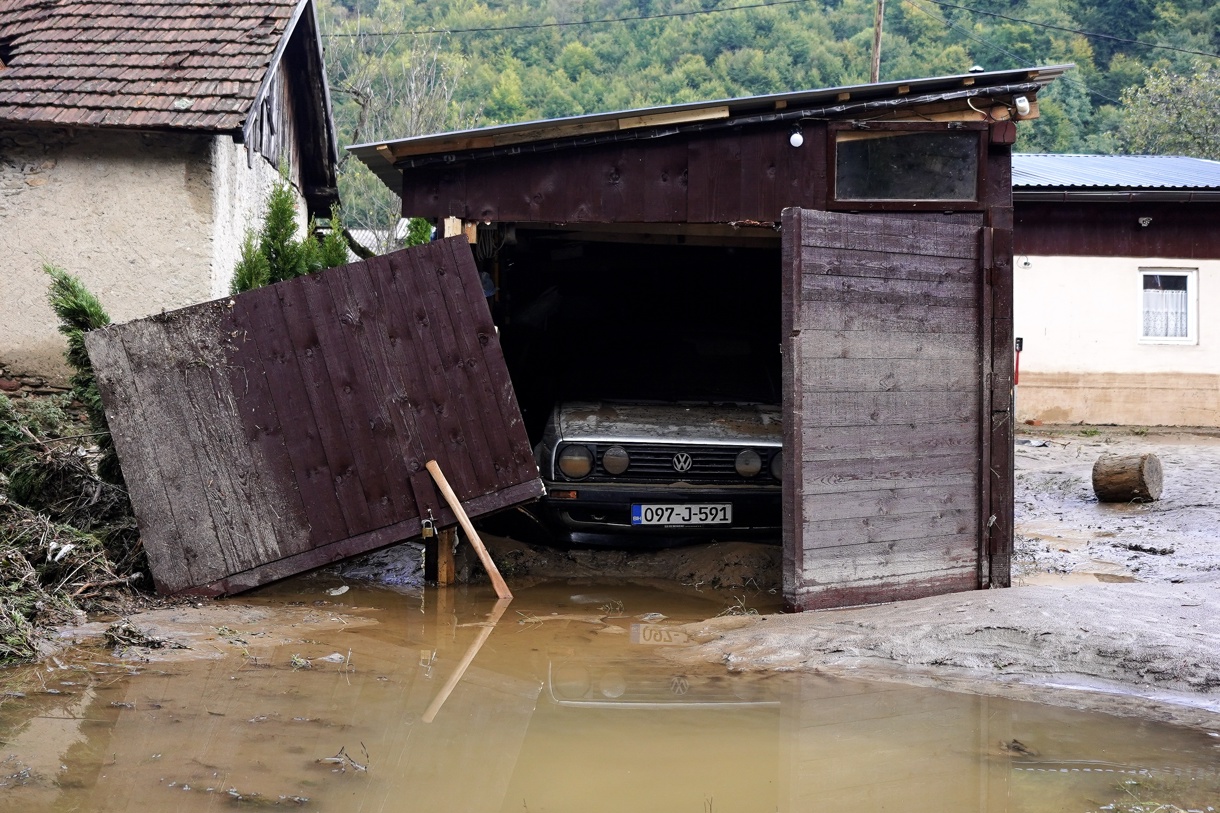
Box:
427;460;513;599
616;105;729;130
438;528;457;585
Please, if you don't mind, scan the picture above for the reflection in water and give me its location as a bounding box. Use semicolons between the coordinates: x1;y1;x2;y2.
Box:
0;579;1216;812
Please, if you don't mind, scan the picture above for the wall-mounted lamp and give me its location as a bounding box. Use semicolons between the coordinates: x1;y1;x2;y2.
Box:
788;124;804;148
1138;217;1153;228
1013;96;1031;117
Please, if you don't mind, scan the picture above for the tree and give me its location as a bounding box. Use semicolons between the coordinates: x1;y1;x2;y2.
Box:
1117;63;1220;159
319;3;479;253
230;178;349;295
43;265;122;486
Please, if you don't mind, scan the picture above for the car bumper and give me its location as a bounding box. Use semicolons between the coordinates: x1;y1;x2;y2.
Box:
536;480;781;548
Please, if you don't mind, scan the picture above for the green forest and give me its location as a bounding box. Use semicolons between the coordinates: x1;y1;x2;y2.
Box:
314;0;1220;232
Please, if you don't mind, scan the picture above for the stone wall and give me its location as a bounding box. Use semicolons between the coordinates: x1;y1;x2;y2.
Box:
0;361;68;397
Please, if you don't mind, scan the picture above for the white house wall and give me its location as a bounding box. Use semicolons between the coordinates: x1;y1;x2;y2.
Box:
0;127;308;385
208;134;304;300
1014;254;1220;427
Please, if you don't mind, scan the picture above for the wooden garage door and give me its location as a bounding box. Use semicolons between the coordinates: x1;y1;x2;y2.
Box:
781;209;987;610
87;238;542;596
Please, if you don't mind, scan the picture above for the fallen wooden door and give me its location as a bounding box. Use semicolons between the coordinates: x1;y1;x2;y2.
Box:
781;208;997;610
87;238;543;595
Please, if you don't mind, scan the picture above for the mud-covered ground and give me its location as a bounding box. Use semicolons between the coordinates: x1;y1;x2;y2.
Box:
662;427;1220;729
335;426;1220;727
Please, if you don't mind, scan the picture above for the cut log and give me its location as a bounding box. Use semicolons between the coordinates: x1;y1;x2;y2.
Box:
1091;453;1162;503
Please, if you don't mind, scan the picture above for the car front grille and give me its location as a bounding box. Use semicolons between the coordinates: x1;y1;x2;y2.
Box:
578;443;779;484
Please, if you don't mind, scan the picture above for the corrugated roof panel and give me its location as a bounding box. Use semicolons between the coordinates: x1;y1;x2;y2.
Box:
1013;154;1220;189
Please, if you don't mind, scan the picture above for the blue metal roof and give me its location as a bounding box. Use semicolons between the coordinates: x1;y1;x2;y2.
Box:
1013;154;1220;189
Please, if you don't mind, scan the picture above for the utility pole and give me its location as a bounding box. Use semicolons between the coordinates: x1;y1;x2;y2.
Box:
870;0;885;83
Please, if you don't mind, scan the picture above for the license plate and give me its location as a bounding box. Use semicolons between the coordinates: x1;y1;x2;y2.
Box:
630;624;691;646
631;503;731;526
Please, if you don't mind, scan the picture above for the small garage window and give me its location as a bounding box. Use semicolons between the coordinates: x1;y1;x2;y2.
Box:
829;122;986;210
1140;269;1197;344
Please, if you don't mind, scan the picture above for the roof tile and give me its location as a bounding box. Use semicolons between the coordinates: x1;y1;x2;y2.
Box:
0;0;299;130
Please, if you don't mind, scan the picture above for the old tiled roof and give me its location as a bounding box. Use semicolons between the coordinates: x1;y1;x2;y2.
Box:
0;0;301;131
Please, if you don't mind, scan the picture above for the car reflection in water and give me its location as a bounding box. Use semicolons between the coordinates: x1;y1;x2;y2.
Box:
547;621;779;709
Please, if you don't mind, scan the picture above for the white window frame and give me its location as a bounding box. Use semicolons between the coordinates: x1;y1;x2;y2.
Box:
1138;267;1198;345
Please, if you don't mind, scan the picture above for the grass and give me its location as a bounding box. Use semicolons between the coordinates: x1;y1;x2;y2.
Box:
0;269;151;664
714;596;760;617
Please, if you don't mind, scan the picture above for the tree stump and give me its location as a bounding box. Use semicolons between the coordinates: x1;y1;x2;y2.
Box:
1091;453;1163;502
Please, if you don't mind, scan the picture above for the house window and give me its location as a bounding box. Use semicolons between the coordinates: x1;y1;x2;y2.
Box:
828;122;986;211
1140;269;1196;344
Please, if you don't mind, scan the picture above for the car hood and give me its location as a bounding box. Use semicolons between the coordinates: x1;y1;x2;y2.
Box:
556;401;782;444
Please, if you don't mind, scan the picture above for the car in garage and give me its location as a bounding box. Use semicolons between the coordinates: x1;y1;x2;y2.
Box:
484;240;784;548
531;400;783;547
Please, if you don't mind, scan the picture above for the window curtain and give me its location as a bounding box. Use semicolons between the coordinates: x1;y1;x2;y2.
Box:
1143;288;1188;338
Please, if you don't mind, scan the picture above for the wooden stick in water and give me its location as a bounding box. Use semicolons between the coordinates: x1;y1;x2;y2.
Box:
425;459;513;600
422;597;512;723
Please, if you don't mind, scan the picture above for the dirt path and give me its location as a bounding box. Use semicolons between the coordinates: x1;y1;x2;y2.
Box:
664;428;1220;729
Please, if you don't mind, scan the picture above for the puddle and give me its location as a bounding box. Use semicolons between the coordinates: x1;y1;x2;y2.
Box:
1021;570;1142;586
2;579;1218;812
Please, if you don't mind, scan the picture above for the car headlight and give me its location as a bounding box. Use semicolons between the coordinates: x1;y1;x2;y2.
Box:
552;663;591;699
735;449;762;477
599;671;627;699
770;449;783;480
557;444;594;479
602;445;630;475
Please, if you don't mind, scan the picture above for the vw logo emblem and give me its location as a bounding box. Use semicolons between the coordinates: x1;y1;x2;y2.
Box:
672;452;693;473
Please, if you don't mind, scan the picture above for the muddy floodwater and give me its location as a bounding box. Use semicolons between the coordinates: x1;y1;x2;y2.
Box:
3;578;1218;812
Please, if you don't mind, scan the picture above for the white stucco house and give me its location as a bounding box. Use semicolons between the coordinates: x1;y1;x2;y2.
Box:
0;0;339;387
1012;154;1220;427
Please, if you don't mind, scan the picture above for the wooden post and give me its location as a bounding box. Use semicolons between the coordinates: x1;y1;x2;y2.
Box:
869;0;885;83
425;527;457;585
437;527;457;584
426;460;513;599
441;216;478;244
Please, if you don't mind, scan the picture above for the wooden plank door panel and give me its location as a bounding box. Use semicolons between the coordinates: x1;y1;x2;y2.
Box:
782;209;985;610
87;238;543;595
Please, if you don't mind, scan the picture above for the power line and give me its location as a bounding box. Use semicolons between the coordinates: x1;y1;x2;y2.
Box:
321;0;810;38
901;0;1123;106
917;0;1220;61
320;0;1220;64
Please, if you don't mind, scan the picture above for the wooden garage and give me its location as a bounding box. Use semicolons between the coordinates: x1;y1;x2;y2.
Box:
351;66;1068;610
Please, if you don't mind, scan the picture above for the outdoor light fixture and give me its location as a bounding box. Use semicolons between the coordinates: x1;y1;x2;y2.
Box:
788;124;804;148
1013;96;1031;116
1139;217;1153;227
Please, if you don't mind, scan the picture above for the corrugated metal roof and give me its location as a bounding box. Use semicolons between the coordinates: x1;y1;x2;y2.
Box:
0;0;305;131
1013;154;1220;189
